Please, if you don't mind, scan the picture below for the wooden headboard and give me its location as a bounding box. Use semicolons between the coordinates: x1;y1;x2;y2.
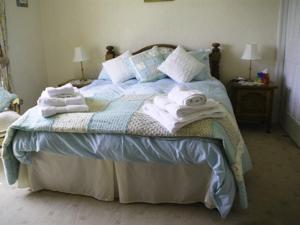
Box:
105;43;221;79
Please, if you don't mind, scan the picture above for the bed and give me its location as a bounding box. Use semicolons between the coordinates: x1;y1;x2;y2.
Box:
2;43;252;218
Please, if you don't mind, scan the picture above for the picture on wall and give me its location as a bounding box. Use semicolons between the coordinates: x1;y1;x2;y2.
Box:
16;0;28;8
145;0;174;2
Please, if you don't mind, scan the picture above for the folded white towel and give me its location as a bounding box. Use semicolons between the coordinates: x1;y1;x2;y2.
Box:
45;83;76;98
153;95;219;118
168;86;207;106
38;91;86;107
143;102;225;133
41;105;89;118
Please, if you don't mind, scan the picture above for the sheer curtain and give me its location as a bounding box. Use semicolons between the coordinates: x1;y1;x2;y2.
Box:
0;0;10;91
281;0;300;124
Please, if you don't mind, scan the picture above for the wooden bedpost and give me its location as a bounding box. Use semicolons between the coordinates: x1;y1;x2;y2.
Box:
209;43;221;80
105;46;116;60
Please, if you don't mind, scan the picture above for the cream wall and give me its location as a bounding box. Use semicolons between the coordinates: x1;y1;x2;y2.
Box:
6;0;47;111
40;0;280;86
5;0;280;111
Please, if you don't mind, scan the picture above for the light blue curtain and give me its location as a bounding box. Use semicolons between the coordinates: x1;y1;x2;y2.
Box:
0;0;10;91
281;0;300;124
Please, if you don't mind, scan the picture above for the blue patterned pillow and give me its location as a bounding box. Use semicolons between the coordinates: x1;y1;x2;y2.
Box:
158;47;174;60
129;46;166;82
189;50;212;81
0;87;17;112
98;68;111;80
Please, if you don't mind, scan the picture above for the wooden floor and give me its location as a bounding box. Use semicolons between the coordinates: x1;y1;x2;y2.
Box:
1;126;300;225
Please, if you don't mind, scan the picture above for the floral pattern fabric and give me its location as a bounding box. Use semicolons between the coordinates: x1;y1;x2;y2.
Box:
0;0;10;91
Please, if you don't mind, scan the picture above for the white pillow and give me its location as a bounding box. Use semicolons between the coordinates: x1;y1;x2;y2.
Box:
158;46;205;83
102;51;135;84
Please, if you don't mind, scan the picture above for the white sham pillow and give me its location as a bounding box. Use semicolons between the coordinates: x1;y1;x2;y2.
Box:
158;46;205;83
102;51;135;84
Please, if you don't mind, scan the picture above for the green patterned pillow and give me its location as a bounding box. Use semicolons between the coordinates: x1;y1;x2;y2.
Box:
0;87;17;112
129;46;166;82
189;50;212;81
158;47;174;59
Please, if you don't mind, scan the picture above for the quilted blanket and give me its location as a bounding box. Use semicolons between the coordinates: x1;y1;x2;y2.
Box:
2;78;251;218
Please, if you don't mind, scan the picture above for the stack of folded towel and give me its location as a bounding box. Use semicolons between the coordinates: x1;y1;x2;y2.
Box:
143;86;225;133
38;83;89;117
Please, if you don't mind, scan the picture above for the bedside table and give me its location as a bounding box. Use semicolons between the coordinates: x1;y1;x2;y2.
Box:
230;81;278;133
59;79;93;88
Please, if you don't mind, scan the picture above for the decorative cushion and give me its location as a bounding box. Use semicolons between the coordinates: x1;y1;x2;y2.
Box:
0;87;17;112
102;51;135;84
158;47;174;59
98;68;111;80
129;46;166;82
0;110;20;133
190;49;212;81
158;45;205;83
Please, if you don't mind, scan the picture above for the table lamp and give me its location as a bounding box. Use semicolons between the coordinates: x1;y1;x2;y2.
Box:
241;43;261;81
73;47;88;81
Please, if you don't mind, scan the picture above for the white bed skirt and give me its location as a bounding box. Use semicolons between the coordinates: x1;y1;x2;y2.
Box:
19;152;215;209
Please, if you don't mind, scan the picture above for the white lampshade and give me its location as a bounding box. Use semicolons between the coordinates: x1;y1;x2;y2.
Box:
241;43;261;60
73;47;88;62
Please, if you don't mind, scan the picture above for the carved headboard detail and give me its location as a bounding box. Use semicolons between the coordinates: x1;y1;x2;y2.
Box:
105;43;221;80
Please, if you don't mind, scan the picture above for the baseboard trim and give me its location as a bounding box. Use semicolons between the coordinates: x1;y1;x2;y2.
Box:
281;113;300;147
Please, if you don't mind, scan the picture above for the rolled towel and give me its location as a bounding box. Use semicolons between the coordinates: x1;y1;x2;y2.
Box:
143;102;225;133
153;95;219;118
38;91;86;107
45;83;76;98
168;86;207;106
40;105;89;118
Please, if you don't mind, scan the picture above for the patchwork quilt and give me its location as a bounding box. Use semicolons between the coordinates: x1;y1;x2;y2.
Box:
1;78;252;218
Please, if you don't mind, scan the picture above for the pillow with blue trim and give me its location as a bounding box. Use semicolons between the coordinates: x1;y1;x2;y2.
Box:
129;46;166;82
189;49;212;81
158;45;205;83
98;67;111;80
102;51;135;84
0;87;17;112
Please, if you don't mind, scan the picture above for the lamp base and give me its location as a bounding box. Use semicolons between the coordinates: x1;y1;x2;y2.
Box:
70;79;92;88
247;59;253;81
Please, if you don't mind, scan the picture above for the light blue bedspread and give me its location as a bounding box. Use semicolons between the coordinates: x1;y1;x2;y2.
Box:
2;78;252;218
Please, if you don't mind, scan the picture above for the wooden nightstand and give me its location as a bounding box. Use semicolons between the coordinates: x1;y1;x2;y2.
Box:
230;81;278;133
59;79;93;88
